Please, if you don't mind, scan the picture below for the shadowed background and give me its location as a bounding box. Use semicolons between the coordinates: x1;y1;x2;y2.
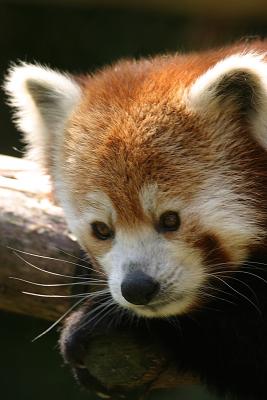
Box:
1;1;267;399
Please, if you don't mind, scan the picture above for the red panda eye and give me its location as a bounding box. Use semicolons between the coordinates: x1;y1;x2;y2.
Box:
158;211;181;232
91;222;114;240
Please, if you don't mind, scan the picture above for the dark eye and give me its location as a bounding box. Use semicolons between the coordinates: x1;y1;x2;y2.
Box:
158;211;181;232
91;221;114;240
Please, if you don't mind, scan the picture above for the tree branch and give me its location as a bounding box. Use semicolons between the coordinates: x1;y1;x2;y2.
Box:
0;155;82;320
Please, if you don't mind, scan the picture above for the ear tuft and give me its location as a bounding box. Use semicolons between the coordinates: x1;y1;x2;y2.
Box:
4;62;81;172
188;52;267;117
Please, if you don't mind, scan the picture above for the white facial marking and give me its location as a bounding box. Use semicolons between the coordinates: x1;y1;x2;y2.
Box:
54;190;117;250
190;177;264;262
139;183;183;218
85;191;116;223
139;183;159;215
100;228;205;317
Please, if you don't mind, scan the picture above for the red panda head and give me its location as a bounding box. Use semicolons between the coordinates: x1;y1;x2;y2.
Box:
5;43;267;318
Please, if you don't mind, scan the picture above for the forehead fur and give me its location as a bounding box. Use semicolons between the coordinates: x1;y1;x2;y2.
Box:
61;41;267;226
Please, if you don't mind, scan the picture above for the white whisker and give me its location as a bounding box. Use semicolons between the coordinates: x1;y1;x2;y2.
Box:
215;269;267;287
55;247;106;277
32;296;89;342
107;307;125;330
22;288;109;299
8;246;104;275
54;247;88;262
10;276;107;287
85;302;117;329
211;275;262;315
23;292;88;298
14;252;90;280
203;284;236;298
75;299;115;333
198;291;236;306
210;274;259;303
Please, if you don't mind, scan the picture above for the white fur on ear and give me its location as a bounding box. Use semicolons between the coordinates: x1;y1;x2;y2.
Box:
187;52;267;149
4;63;81;171
188;53;267;109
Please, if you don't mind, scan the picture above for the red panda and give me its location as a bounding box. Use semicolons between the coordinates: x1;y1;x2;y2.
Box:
5;39;267;399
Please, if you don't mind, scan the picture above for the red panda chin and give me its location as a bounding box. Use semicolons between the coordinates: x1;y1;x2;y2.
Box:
122;297;197;318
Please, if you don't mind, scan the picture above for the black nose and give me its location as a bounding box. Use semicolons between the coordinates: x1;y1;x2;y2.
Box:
121;270;160;305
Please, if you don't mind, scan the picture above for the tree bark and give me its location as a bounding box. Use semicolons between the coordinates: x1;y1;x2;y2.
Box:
0;154;81;321
0;155;198;395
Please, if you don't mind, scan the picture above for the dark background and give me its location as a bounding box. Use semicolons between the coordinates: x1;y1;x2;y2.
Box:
1;1;267;399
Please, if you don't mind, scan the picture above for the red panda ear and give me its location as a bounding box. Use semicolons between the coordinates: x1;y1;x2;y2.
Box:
4;63;81;174
187;53;267;149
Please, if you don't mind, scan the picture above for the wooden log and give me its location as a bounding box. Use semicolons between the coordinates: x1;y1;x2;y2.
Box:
0;154;82;321
0;154;197;395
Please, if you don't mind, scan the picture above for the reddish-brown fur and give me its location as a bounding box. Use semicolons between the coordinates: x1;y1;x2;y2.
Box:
61;40;267;265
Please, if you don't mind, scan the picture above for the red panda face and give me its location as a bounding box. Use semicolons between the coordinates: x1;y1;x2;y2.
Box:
5;42;267;317
60;87;266;317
